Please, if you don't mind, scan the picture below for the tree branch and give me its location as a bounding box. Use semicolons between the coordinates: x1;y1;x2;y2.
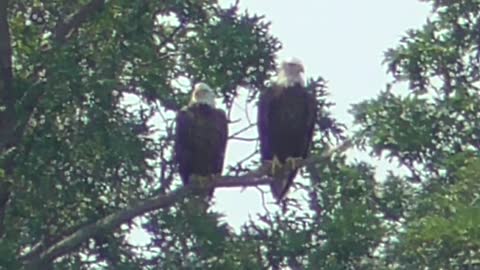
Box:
228;123;256;139
22;138;353;269
23;174;272;268
54;0;105;43
230;136;257;142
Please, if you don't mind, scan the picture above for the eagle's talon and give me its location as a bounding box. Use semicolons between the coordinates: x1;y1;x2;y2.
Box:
271;156;283;176
286;157;304;171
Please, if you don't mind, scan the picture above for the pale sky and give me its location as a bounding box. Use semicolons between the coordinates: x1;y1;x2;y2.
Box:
213;0;431;229
129;1;432;243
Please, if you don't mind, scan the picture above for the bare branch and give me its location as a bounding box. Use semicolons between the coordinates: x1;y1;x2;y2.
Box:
22;138;353;268
254;185;270;214
228;122;256;139
228;118;242;124
230;136;257;142
23;174;272;268
54;0;105;43
234;149;259;166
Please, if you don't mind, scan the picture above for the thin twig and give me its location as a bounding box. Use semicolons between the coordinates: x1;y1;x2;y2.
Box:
235;149;259;165
255;185;270;214
229;137;257;142
244;95;253;125
228;123;256;139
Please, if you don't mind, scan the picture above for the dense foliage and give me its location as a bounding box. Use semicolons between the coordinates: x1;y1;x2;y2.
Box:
1;0;480;269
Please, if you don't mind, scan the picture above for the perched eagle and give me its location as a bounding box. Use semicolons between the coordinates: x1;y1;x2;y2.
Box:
258;58;317;201
175;82;228;197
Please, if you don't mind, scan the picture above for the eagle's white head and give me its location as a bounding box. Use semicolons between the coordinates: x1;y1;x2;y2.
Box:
276;57;305;88
190;82;216;107
277;57;305;87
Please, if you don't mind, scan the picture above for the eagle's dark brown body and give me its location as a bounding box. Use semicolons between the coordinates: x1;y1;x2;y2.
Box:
258;83;317;200
175;103;228;197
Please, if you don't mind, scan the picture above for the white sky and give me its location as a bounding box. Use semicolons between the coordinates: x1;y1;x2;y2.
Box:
129;0;432;244
212;0;432;229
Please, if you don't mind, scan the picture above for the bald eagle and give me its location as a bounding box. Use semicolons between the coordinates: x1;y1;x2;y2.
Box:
175;83;228;197
258;58;317;201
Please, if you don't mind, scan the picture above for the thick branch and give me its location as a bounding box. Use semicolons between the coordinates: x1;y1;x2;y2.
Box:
54;0;105;43
24;174;272;268
23;139;353;269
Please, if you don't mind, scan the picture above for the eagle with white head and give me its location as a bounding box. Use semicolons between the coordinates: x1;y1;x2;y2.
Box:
258;57;317;201
175;82;228;198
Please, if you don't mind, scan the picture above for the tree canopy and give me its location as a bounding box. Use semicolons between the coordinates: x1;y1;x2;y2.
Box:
1;0;480;269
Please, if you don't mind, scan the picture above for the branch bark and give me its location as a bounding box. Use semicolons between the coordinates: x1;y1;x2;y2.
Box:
22;139;353;269
23;174;272;269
